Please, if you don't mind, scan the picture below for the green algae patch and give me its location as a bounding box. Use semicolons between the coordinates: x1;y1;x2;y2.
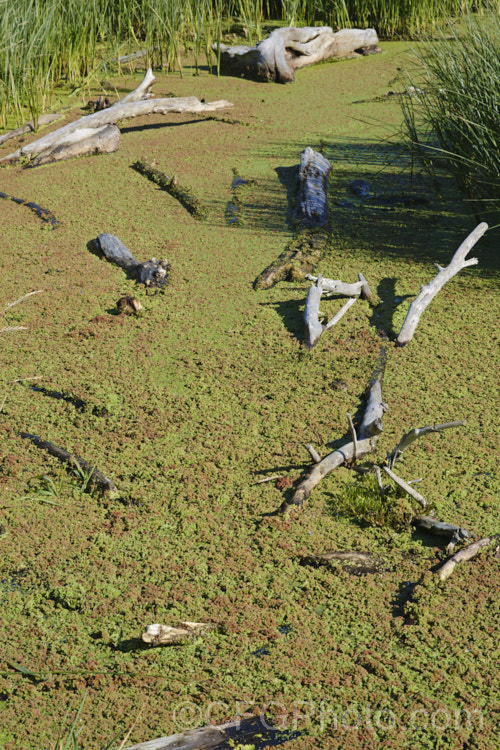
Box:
0;41;499;750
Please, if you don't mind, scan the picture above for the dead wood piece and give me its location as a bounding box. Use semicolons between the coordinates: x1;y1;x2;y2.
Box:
304;275;357;348
254;229;326;289
142;622;213;646
29;124;121;167
388;421;465;469
117;296;143;315
20;432;119;497
413;515;470;541
87;96;112;112
395;223;487;346
383;466;427;508
437;536;499;582
1;68;233;167
0;190;59;227
132;158;208;220
214;26;380;83
286;362;386;510
358;369;387;440
0;114;62;146
305;443;322;464
95;233;171;288
292;147;332;228
312;550;383;574
124;716;277;750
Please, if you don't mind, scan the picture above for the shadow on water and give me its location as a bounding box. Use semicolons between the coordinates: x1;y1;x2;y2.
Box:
252;137;499;273
369;278;413;339
260;298;305;343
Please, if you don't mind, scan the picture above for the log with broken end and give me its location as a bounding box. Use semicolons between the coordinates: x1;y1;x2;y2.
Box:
20;432;119;498
306;272;374;301
284;363;386;511
214;26;380;83
304;275;358;348
0;68;233;167
293;147;332;228
437;535;499;582
142;621;212;646
93;233;171;288
395;223;487;346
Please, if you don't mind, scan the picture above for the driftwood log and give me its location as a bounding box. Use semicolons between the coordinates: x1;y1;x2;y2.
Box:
93;233;171;288
304;275;358;348
0;113;61;146
284;360;387;511
254;147;331;289
214;26;380;83
395;223;487;346
0;69;233;167
20;432;119;498
142;622;212;646
132;159;208;220
387;420;465;468
437;536;499;582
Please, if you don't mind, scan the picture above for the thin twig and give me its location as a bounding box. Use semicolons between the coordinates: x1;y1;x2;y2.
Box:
305;443;322;464
254;475;281;484
383;466;427;508
4;289;44;312
373;465;384;498
346;413;358;461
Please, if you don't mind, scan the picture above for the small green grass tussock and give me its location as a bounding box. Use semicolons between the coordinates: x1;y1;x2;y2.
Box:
330;472;416;531
401;9;500;221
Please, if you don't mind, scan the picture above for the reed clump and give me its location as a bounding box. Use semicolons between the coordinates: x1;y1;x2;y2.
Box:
401;10;500;219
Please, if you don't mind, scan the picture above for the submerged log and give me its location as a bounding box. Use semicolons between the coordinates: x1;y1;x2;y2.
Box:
20;432;119;498
214;26;380;83
254;229;326;289
395;223;487;346
0;69;233;167
94;233;171;288
132;158;208;220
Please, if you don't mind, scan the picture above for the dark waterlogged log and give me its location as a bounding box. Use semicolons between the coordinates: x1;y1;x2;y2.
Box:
124;715;279;750
0;190;59;227
94;233;171;288
132;158;208;220
20;432;119;497
214;26;380;83
0;69;233;167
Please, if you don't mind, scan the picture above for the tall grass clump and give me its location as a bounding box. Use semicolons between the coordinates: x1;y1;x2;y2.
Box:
401;10;500;219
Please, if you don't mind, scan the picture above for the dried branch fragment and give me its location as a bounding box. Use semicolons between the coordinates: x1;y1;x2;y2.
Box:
254;229;326;289
293;147;332;228
0;113;61;146
142;622;213;646
285;364;386;511
311;550;383;575
132;158;208;220
413;515;469;544
0;68;233;167
20;432;119;498
304;275;357;348
395;223;487;346
388;421;465;468
437;536;499;582
305;272;374;301
383;466;427;508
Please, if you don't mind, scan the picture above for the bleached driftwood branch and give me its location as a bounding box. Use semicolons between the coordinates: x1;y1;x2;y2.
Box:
285;366;386;510
383;465;427;508
388;421;465;468
0;113;61;146
437;536;498;582
0;68;233;167
214;26;380;83
304;275;357;348
395;223;488;346
142;622;212;646
305;272;374;301
93;233;171;288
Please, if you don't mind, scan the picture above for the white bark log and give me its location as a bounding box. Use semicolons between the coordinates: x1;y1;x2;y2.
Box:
215;26;380;83
29;124;120;167
0;114;61;146
292;146;332;227
395;223;487;346
437;536;498;582
305;274;364;297
304;275;357;348
358;372;387;439
0;69;233;166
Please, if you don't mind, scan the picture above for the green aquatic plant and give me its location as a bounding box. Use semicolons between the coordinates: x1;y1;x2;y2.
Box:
331;472;415;531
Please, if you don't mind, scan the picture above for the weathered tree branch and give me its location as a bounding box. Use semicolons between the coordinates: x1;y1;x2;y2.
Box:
293;147;332;228
304;275;358;348
383;465;427;508
93;233;171;288
0;69;233;167
285;365;386;510
0;113;61;146
395;223;487;346
388;421;465;469
437;536;499;582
